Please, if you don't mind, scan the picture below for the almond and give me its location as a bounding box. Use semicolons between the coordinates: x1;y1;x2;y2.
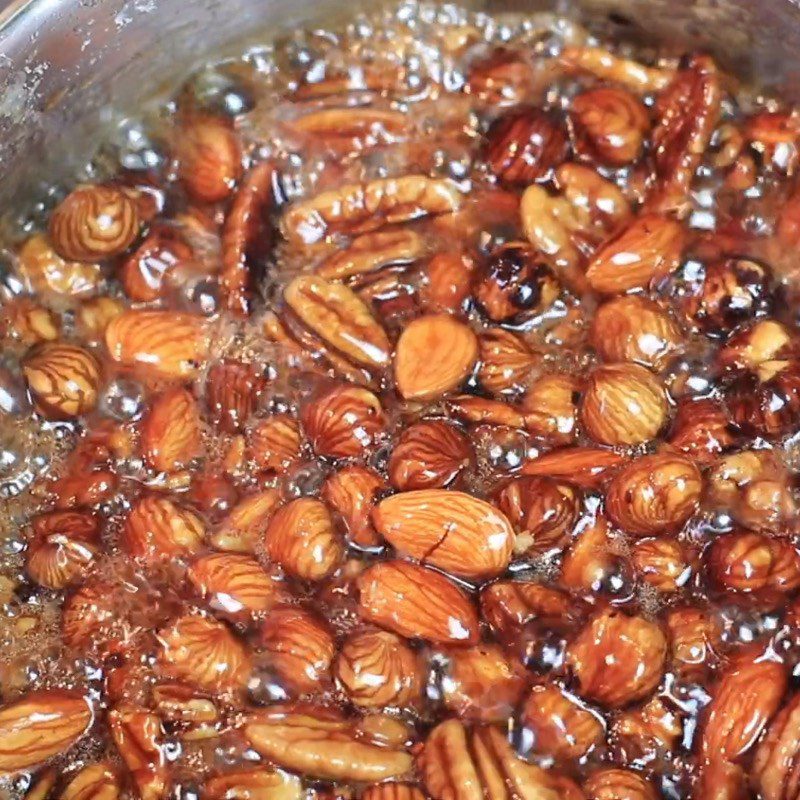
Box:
700;647;786;761
605;453;702;535
612;696;682;761
584;768;658;800
522;684;604;759
0;690;92;774
16;234;102;298
478;328;539;396
421;252;474;313
480;580;574;638
388;420;472;490
585;214;686;294
285;275;391;369
177;116;242;203
373;489;513;579
316;229;424;281
264;498;344;581
244;707;413;782
567;609;667;707
521;446;624;488
521;372;581;442
707;532;800;593
358;560;479;645
301;383;386;459
446;394;527;429
26;510;99;589
206;359;266;434
119;226;194;302
62;580;133;653
105;309;209;378
60;763;121;800
157;614;251;692
249;414;303;471
394;314;478;401
281;175;461;245
122;495;205;562
259;607;335;695
49;184;141;262
752;692;800;800
335;629;421;708
322;465;386;549
632;537;690;592
108;703;166;800
211;488;282;553
668;397;736;464
188;553;284;614
580;363;668;446
665;606;722;679
23;343;101;418
204;769;301;800
141;387;201;472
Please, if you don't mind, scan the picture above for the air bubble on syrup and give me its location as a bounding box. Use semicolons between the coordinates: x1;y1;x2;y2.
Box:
188;66;256;117
0;365;31;416
101;377;146;421
476;425;527;472
184;277;219;316
247;663;290;704
286;461;327;498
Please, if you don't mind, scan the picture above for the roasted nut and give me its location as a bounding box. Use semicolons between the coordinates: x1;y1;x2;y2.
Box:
668;397;736;464
1;298;59;345
285;275;391;369
212;488;281;553
475;242;560;322
373;489;514;579
157;614;251;692
561;513;627;594
567;609;667;707
206;359;266;434
606;453;701;535
482;107;569;184
666;606;722;679
49;184;141;262
521;446;624;488
119;227;194;302
717;319;795;372
493;475;579;556
264;498;344;581
700;647;787;761
480;581;573;638
249;414;302;471
584;768;658;800
586;213;685;294
725;362;800;439
438;644;527;722
301;383;385;459
322;465;386;549
244;707;413;782
478;328;539;396
559;46;673;93
25;510;99;589
259;607;335;695
569;87;650;166
16;234;103;298
282;175;461;245
23;343;101;418
362;785;424;800
77;297;124;341
141;387;202;472
446;394;527;429
105;309;209;378
177;116;242;202
358;560;479;645
317;229;424;281
521;372;581;442
466;48;535;106
203;768;302;800
752;692;800;800
0;690;92;774
335;629;420;708
632;537;691;592
62;580;133;653
388;420;472;490
521;683;604;759
123;495;205;562
707;532;800;593
612;696;682;763
580;363;668;446
108;704;166;800
60;763;120;800
591;296;683;369
188;553;284;614
421;252;474;313
394;314;478;401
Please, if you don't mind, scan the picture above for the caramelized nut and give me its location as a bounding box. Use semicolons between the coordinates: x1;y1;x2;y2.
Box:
632;537;690;592
26;510;99;589
322;465;386;549
478;328;539;396
584;768;658;800
388;420;472;490
123;495;205;562
23;343;101;418
141;387;202;472
177;116;242;202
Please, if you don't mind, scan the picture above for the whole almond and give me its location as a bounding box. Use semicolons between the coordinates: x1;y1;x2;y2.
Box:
26;510;99;589
23;343;101;418
322;465;386;549
211;488;281;553
177;116;242;203
259;607;335;695
707;532;800;593
567;609;667;707
358;560;479;645
60;763;120;800
157;614;251;692
480;580;574;638
335;629;421;708
108;703;166;800
373;489;513;579
753;692;800;800
249;414;303;471
285;275;391;368
394;314;478;401
206;359;266;434
301;383;386;459
105;309;209;378
605;453;702;535
141;387;201;473
585;214;686;294
584;768;658;800
478;328;539;396
264;498;344;581
421;252;474;314
666;606;722;679
0;690;92;774
521;373;581;442
581;363;668;446
521;446;625;488
388;420;472;491
632;537;690;592
123;495;205;562
188;553;285;614
119;226;193;303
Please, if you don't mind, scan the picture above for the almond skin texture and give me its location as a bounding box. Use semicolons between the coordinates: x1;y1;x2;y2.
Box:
567;609;667;708
521;446;624;488
605;453;702;535
249;414;303;472
322;465;386;549
177;116;242;203
60;763;121;800
585;213;686;294
707;532;800;593
206;359;266;434
157;614;251;692
373;489;514;579
478;328;539;396
141;387;201;472
752;692;800;800
23;343;101;418
26;510;99;589
580;363;668;446
107;703;166;800
358;560;479;645
0;690;93;774
584;768;658;800
265;498;344;581
388;420;472;490
188;553;284;614
394;314;478;401
122;495;205;562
